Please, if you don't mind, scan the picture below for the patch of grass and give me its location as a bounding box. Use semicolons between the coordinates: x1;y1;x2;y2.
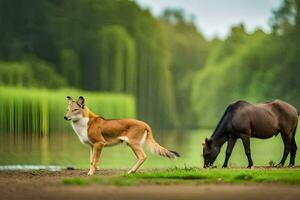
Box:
234;174;253;181
269;160;276;167
62;168;300;186
0;86;136;135
63;178;89;185
63;175;138;186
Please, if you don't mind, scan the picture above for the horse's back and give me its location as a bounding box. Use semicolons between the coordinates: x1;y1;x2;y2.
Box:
268;99;298;133
229;100;255;134
230;99;298;137
269;99;298;118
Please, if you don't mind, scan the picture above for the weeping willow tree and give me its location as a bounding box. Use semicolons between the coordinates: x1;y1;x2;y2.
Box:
134;21;179;129
98;25;136;94
98;24;178;128
160;9;212;128
60;48;80;87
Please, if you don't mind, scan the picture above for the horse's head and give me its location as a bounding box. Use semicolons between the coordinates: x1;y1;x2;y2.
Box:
202;138;220;168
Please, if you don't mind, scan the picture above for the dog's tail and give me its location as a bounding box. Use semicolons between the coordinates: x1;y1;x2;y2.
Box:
144;124;180;159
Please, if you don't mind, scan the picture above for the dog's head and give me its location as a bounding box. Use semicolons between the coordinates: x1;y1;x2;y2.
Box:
64;96;85;122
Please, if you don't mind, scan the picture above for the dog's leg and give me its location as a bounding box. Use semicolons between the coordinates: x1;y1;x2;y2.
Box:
88;144;98;170
89;144;93;163
127;142;147;174
88;142;104;175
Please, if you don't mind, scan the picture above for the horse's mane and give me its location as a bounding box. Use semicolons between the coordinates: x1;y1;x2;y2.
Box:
211;100;249;138
211;103;235;138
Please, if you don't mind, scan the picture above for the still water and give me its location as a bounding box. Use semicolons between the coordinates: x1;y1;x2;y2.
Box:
0;129;298;169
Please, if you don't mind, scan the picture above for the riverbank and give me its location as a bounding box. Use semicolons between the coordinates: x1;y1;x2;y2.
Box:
1;168;300;200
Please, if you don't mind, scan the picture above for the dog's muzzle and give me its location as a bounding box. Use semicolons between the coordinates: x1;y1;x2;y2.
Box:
64;116;69;121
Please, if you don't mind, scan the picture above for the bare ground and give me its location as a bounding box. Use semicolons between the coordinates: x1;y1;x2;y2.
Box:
1;169;300;200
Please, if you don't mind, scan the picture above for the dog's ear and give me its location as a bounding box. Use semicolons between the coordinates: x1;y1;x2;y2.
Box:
77;96;85;108
67;96;73;104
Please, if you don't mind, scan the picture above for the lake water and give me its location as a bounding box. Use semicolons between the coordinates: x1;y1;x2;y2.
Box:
0;129;299;170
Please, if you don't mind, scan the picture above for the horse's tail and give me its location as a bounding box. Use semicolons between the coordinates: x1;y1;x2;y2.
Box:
292;107;299;139
292;120;298;139
144;125;180;159
290;120;298;156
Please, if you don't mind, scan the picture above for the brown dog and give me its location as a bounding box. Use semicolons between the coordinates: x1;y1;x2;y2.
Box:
64;96;179;175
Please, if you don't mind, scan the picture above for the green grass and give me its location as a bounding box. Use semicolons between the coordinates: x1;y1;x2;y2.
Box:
63;176;138;186
0;86;136;135
63;167;300;186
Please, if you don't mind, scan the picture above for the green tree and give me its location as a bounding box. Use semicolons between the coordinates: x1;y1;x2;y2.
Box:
60;49;80;87
98;25;136;93
161;9;211;127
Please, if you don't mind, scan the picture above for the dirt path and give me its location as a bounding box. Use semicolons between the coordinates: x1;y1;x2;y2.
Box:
1;169;300;200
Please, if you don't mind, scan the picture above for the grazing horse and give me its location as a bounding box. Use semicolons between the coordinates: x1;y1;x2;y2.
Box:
202;99;299;168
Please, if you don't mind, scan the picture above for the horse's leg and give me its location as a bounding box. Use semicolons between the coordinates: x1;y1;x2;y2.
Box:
289;136;297;167
222;137;237;168
277;132;292;167
240;134;253;168
289;125;298;167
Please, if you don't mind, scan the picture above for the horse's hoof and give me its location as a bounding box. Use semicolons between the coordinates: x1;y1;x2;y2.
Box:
247;165;254;169
276;163;283;168
222;165;227;168
289;164;295;168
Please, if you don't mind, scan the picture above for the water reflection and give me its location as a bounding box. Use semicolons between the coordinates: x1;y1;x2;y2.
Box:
0;165;62;171
0;130;298;169
0;130;200;169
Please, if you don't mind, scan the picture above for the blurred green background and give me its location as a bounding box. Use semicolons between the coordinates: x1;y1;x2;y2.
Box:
0;0;299;168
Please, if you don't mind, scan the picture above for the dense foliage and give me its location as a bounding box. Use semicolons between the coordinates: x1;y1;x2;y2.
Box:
0;0;209;129
192;0;300;126
0;0;299;128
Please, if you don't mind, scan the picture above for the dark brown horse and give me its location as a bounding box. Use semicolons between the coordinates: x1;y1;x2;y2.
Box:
203;99;299;168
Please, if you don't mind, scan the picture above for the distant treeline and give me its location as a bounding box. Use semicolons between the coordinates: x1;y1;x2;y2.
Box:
192;0;300;126
0;0;299;128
